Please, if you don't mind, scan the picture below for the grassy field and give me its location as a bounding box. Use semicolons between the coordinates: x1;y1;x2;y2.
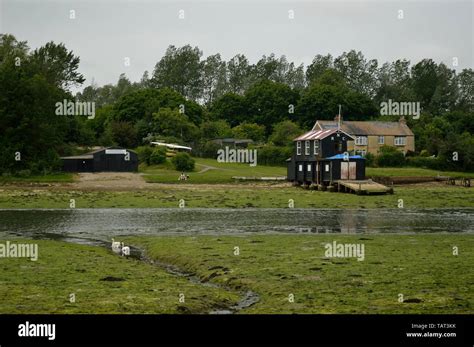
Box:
124;234;473;314
141;158;287;184
0;185;473;209
0;239;238;314
141;158;474;183
1;235;471;314
0;173;75;184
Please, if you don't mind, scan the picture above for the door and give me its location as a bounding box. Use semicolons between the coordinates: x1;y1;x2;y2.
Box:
349;162;357;180
340;162;349;180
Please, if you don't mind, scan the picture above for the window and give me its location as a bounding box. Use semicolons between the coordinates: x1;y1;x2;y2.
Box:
298;164;303;172
307;164;312;172
378;136;384;144
305;141;310;155
355;136;368;145
335;141;343;153
325;164;330;172
394;136;406;146
356;150;367;156
296;141;301;155
314;140;319;155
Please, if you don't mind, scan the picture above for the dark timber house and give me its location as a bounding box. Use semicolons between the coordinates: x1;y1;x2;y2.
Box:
61;146;138;172
287;127;365;186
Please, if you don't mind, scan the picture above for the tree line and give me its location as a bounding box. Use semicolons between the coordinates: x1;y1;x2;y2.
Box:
0;34;473;174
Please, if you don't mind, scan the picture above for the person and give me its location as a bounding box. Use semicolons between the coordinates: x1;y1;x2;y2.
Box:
178;172;186;181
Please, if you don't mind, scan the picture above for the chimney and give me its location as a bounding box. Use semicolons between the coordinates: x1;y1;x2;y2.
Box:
399;116;406;124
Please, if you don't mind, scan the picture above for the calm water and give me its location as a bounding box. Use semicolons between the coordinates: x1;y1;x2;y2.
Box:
0;208;472;242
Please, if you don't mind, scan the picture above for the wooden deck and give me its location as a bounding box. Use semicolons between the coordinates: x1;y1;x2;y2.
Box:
333;179;393;195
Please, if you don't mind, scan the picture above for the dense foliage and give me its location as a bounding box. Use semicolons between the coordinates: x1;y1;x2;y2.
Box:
1;34;472;173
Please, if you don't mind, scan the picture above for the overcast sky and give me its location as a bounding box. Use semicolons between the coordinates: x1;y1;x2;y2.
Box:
1;0;472;93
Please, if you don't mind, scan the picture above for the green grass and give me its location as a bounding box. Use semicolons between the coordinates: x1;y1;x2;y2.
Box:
366;167;474;178
142;158;286;184
0;239;239;314
2;235;471;314
0;185;472;209
0;173;75;183
124;234;473;313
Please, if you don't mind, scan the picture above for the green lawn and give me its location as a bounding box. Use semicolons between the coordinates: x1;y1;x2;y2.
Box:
0;173;75;184
366;167;474;178
141;158;286;184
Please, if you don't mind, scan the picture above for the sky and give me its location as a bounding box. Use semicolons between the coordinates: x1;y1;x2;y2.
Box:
1;0;473;93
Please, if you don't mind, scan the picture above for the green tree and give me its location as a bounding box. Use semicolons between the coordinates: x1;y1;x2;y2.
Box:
232;122;265;142
171;152;195;171
150;45;203;100
269;120;302;146
209;93;247;127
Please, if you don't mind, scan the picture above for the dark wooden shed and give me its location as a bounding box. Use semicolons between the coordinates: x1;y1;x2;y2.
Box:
61;147;138;172
287;128;366;186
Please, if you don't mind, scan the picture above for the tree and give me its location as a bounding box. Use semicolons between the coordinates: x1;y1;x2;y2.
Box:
232;122;265;142
209;93;247;127
269;120;302;147
171;152;195;171
149;147;167;165
110;121;138;148
456;69;473;112
200;120;232;140
201;54;227;105
334;50;378;97
244;79;299;134
152;108;199;143
151;45;203;100
227;54;251;94
306;54;333;84
30;41;85;90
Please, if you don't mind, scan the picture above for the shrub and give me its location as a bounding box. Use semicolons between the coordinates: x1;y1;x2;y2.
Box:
171;152;195;171
364;152;375;167
257;145;292;166
149;147;167;165
136;146;153;165
376;146;406;167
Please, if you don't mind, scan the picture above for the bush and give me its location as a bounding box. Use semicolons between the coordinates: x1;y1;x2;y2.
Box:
364;152;375;167
376;146;406;167
406;156;449;171
149;147;167;165
171;152;195;171
136;146;153;165
256;145;292;166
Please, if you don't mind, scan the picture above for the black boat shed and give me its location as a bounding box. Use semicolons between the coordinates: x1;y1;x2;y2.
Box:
61;147;138;172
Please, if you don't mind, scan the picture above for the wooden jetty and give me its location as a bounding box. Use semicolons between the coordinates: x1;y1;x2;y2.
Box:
332;179;393;195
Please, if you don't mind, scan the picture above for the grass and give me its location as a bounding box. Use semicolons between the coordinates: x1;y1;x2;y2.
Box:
0;239;239;314
0;173;75;184
366;167;474;178
141;158;286;184
125;234;474;314
0;185;472;209
2;235;470;314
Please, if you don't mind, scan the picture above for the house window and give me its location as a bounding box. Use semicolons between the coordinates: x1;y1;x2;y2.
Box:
297;141;301;155
298;164;303;172
394;136;406;146
356;150;367;156
355;136;368;145
305;141;310;155
378;136;384;144
307;164;311;172
325;164;329;172
314;140;319;155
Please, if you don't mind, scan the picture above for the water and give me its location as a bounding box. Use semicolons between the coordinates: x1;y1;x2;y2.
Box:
0;208;472;242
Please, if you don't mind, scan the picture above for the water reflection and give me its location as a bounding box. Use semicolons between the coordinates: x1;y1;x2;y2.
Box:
0;208;472;242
